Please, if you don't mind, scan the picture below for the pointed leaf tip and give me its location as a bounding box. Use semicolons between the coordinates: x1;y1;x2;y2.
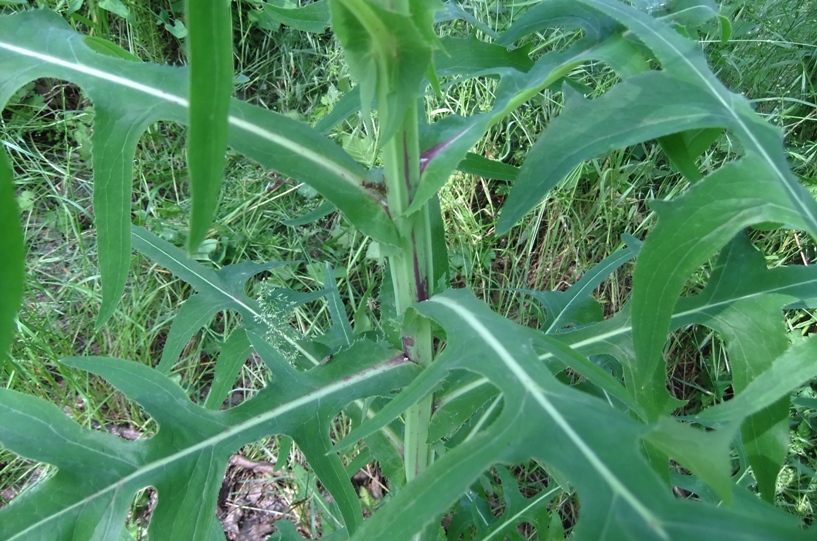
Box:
186;0;233;252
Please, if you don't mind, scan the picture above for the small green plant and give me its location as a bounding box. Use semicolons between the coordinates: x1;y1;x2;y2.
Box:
2;0;817;539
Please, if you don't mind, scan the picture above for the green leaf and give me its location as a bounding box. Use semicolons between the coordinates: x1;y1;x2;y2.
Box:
535;331;647;419
576;0;817;236
502;6;647;78
131;226;306;368
633;229;816;498
133;227;268;318
269;519;302;540
425;230;817;437
156;295;220;374
630;160;813;418
518;235;641;333
344;289;810;540
330;0;436;141
82;36;142;62
658;128;722;182
133;226;407;482
686;234;790;501
717;14;732;43
324;263;354;347
428;371;499;442
98;0;131;20
313;34;531;135
497;70;737;233
282;200;337;227
644;417;735;503
646;0;719;28
435;36;534;77
346;226;817;538
0;10;398;325
262;0;330;33
203;329;253;410
698;334;817;424
414;4;650;216
437;1;500;40
0;386;141;540
455;153;519;182
475;466;560;540
347;396;407;488
0;342;417;539
0;148;25;362
186;0;233;251
314;86;361;133
496;0;817;240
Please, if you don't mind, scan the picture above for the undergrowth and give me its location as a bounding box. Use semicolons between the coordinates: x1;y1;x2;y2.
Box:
1;0;816;536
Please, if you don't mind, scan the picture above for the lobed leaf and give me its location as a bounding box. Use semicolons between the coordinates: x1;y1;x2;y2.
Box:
698;334;817;424
473;0;817;505
494;0;817;257
0;342;418;539
203;328;254;410
630;160;816;494
436;1;500;39
132;226;292;365
376;231;817;533
518;234;641;334
473;466;560;540
344;288;811;540
497;70;736;233
0;10;398;325
413;1;651;216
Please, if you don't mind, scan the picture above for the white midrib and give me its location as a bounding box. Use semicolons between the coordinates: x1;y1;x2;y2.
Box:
133;230;322;366
440;274;817;405
589;0;817;229
429;296;669;540
0;41;364;188
135;232;405;450
481;486;561;541
7;358;405;540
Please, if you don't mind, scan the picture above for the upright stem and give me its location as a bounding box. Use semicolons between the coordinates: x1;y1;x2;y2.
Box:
382;102;436;483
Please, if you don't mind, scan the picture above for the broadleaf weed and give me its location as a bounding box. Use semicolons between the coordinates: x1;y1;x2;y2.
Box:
1;0;817;539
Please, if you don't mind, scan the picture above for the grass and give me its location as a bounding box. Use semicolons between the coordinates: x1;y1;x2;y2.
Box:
2;0;817;535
